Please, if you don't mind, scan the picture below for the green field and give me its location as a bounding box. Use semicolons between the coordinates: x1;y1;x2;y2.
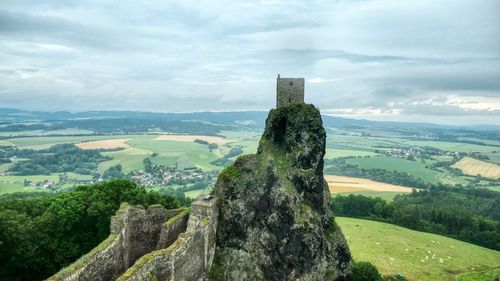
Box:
406;140;500;153
0;174;62;182
325;149;379;159
337;217;500;281
346;156;439;183
0;183;41;194
150;155;179;167
457;266;500;281
0;140;14;146
0;163;11;173
99;147;153;173
332;191;404;201
126;137;221;171
327;134;399;150
184;188;210;199
187;151;221;171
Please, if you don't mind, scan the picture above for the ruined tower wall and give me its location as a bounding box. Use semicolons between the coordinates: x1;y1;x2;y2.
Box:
276;76;305;108
116;197;220;281
47;204;187;281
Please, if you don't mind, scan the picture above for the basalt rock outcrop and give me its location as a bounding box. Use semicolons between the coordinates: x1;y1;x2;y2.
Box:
210;104;352;280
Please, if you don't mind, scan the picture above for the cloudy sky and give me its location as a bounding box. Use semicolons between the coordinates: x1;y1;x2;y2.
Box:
1;0;499;124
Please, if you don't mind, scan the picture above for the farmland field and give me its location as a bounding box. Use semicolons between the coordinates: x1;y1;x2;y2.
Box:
332;191;404;201
405;140;500;153
346;156;439;183
326;175;415;193
0;140;14;146
452;157;500;179
336;217;500;281
99;147;152;173
76;138;130;150
0;183;41;194
325;148;379;159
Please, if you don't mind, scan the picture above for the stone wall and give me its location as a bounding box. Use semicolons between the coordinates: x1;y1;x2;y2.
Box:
276;75;305;108
116;196;220;281
157;209;190;250
47;203;187;281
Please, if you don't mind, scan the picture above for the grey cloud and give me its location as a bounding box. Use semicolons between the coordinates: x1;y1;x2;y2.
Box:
0;0;499;124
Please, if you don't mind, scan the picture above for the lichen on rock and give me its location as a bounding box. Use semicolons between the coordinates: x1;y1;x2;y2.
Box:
211;104;352;281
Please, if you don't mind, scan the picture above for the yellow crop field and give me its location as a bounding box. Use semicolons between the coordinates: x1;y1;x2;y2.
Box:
76;139;131;150
153;135;233;145
452;157;500;179
325;175;415;193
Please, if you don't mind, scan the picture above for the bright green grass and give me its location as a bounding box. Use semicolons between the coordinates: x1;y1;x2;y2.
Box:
333;191;404;202
0;183;43;194
484;186;500;192
151;155;179;167
126;137;209;155
457;266;500;281
435;169;473;186
325;149;378;159
186;151;221;171
488;153;500;165
175;154;196;170
327;134;400;151
0;174;61;183
336;217;500;281
347;156;439;183
0;140;14;146
184;188;210;199
0;163;11;173
6;135;133;149
99;147;153;173
125;136;224;171
65;172;93;181
406;140;500;153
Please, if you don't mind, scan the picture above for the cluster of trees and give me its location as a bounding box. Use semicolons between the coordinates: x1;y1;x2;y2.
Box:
325;158;434;189
102;164;126;180
8;144;110;175
210;147;244;167
0;180;187;281
332;186;500;250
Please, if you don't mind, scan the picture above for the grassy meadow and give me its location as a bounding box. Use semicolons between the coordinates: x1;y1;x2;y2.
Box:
337;217;500;281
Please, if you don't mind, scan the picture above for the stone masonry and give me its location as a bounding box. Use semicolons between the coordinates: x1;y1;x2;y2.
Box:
276;74;305;108
47;196;219;281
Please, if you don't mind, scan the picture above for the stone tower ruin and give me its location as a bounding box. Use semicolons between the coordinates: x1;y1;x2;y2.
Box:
276;74;305;108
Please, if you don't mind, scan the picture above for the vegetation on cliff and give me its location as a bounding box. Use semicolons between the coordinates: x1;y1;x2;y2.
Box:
0;179;183;281
210;104;352;280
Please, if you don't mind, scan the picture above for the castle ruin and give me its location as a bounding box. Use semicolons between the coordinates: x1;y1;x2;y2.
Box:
276;74;305;108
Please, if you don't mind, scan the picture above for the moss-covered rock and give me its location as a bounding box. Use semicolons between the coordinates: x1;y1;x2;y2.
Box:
211;104;352;280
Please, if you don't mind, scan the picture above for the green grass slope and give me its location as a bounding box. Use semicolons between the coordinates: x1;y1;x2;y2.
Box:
336;217;500;281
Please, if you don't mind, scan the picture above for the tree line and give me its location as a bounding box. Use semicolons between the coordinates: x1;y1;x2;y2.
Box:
7;144;110;175
332;185;500;250
0;179;188;281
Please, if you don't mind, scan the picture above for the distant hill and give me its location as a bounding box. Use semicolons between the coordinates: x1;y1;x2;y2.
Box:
1;108;499;140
